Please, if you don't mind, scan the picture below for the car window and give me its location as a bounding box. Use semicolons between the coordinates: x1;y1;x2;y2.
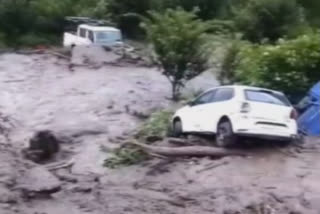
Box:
79;28;87;38
194;91;215;105
211;88;234;102
88;30;94;42
245;90;290;106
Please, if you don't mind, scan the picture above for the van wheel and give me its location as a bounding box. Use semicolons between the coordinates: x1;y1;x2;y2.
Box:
172;120;183;137
216;120;237;147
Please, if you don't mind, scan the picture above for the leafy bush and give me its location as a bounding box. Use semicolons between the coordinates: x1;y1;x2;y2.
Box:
0;0;36;44
104;110;174;168
142;8;209;100
234;0;305;43
136;110;174;140
235;32;320;102
104;145;148;169
16;33;59;47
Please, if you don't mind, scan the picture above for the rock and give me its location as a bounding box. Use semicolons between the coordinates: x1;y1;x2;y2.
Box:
23;130;60;163
17;166;61;198
54;169;78;183
70;183;93;193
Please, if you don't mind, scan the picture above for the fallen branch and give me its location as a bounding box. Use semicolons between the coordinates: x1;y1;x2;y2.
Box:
130;141;247;158
167;137;194;146
45;159;75;171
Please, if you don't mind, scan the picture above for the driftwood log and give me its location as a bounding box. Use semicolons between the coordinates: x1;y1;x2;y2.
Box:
131;141;247;158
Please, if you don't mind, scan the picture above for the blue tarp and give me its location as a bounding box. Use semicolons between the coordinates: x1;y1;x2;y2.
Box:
298;82;320;136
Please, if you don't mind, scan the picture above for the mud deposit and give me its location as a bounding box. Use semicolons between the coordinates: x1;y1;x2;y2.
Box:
0;52;319;214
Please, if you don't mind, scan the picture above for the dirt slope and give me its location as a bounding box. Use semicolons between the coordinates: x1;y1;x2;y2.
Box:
0;52;319;214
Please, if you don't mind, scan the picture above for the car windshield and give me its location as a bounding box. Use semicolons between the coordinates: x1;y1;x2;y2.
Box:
95;31;121;43
245;90;291;106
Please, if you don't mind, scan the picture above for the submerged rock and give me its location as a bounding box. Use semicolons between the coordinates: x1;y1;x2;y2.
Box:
17;166;61;198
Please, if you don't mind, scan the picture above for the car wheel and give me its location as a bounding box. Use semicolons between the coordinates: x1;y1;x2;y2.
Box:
216;120;237;147
172;120;183;137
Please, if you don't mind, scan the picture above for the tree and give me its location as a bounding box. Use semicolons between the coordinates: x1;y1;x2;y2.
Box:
298;0;320;27
0;0;35;43
219;37;244;85
142;8;209;100
234;0;305;43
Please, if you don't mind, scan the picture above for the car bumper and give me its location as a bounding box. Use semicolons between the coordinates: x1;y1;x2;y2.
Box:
231;114;298;140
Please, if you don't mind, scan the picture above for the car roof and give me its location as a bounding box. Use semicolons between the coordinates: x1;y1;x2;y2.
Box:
79;24;120;32
204;85;284;94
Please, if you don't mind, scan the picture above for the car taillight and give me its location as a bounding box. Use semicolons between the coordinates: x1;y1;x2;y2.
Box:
241;102;251;113
290;109;298;120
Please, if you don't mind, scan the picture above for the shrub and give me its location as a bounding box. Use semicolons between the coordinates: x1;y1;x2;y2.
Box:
142;8;209;100
104;110;174;168
136;110;174;140
235;32;320;102
16;33;59;47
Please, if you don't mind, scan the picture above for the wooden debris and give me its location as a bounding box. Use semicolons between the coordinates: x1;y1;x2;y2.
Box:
130;141;247;158
45;158;75;171
167;137;194;146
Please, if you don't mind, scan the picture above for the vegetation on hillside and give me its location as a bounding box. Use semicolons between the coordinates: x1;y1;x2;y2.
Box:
235;32;320;102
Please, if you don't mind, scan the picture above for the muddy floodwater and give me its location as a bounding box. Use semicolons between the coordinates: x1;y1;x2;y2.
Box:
0;52;319;214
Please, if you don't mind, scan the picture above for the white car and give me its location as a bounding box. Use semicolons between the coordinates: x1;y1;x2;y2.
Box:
172;85;298;147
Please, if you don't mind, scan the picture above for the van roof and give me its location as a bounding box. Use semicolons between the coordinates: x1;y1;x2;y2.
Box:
79;24;120;32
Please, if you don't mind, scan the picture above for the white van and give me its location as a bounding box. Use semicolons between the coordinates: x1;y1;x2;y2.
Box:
63;24;123;47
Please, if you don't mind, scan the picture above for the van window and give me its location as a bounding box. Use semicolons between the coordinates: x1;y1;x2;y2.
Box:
96;31;121;43
79;28;86;38
245;90;290;106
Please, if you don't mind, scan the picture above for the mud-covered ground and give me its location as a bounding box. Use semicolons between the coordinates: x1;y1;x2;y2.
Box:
0;51;320;214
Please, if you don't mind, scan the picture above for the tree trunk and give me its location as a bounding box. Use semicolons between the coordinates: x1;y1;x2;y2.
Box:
131;141;247;158
171;81;181;101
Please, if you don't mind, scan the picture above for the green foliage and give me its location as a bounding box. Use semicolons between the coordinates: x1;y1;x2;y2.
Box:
104;110;173;168
298;0;320;27
234;0;305;43
142;8;209;100
235;32;320;102
1;0;320;46
219;37;246;84
15;33;59;47
104;145;149;169
136;110;174;140
0;0;36;43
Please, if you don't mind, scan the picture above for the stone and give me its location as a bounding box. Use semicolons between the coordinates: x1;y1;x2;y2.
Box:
17;166;61;197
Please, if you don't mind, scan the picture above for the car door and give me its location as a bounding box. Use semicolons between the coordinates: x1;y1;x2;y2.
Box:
186;90;216;132
198;88;235;133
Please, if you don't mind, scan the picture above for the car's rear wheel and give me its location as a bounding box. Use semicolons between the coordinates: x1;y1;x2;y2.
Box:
172;119;183;137
216;120;237;147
